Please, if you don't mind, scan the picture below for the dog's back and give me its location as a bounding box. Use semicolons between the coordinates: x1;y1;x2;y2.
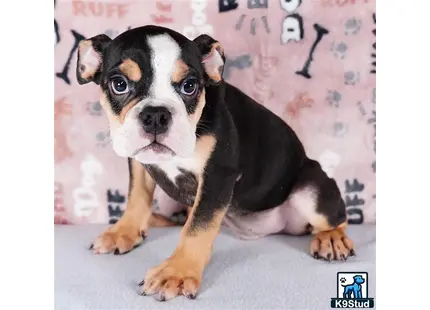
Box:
222;82;308;213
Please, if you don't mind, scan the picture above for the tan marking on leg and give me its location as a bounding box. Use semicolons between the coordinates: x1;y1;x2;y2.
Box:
161;278;181;301
310;223;355;261
288;187;355;261
119;58;142;82
171;59;189;83
310;215;332;233
141;210;226;299
126;159;156;232
140;172;225;300
91;160;156;254
186;206;192;218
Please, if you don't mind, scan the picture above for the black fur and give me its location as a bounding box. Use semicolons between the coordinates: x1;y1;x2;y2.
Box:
144;165;198;207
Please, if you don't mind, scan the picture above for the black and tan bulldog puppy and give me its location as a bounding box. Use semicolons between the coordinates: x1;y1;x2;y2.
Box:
76;25;355;302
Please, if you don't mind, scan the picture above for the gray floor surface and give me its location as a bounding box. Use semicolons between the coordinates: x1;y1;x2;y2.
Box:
55;224;376;310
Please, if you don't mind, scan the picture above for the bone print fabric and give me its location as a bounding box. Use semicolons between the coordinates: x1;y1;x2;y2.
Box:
54;0;376;225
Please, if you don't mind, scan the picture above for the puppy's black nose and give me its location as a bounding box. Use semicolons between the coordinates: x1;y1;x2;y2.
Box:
139;106;172;135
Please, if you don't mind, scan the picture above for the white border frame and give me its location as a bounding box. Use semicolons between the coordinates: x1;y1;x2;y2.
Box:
377;0;430;308
1;0;429;308
0;1;53;309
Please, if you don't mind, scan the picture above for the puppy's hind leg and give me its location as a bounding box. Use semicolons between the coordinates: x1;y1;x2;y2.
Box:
289;159;355;261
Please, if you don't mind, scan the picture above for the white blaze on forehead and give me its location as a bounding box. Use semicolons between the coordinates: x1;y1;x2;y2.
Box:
147;34;182;101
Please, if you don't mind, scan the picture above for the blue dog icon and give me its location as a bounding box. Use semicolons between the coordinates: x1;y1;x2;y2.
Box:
342;275;365;299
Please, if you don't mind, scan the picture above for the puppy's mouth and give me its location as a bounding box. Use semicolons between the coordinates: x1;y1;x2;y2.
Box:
133;141;175;157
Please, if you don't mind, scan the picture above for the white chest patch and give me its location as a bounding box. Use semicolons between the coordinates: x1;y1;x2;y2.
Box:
156;156;202;184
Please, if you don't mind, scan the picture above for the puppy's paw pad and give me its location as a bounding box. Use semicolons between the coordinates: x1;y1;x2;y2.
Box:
91;226;144;255
310;227;355;262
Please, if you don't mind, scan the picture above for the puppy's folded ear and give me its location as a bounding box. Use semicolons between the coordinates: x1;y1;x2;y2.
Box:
193;34;225;84
76;34;111;85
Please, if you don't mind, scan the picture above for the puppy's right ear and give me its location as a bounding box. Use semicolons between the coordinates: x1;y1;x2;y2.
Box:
76;34;111;85
193;34;225;84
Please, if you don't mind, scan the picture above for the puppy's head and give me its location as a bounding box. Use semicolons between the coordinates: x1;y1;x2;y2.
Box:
76;25;224;163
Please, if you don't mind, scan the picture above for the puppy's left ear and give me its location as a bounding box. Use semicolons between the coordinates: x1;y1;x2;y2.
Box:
76;34;111;85
193;34;225;84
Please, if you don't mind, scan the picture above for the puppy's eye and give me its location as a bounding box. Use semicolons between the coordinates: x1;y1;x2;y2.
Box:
111;76;129;95
180;78;198;96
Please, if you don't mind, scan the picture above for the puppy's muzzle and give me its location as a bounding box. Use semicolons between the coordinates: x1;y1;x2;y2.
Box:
139;106;172;135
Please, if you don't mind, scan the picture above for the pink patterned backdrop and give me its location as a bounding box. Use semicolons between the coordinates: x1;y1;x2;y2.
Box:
54;0;376;226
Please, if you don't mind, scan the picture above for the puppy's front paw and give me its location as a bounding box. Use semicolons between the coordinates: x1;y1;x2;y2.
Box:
139;255;202;301
90;223;145;255
310;227;355;261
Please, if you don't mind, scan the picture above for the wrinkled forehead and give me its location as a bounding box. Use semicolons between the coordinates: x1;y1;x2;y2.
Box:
102;29;204;87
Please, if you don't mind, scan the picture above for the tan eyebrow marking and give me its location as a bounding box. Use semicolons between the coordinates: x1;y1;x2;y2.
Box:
119;59;142;82
171;59;189;83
